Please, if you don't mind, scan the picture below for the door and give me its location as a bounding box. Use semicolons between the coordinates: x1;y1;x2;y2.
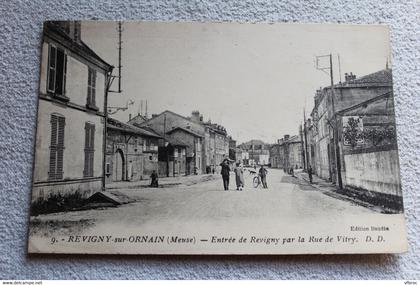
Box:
114;149;125;181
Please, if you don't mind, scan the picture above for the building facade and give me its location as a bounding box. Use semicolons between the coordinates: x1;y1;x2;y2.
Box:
138;110;206;175
238;140;270;166
32;21;113;202
309;69;393;185
105;118;161;183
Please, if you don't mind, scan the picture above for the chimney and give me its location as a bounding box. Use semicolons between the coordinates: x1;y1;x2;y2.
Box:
191;111;200;122
284;134;290;141
129;113;132;121
345;72;356;82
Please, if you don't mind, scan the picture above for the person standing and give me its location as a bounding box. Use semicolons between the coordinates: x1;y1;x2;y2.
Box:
308;165;313;184
259;165;268;189
234;162;244;191
220;159;230;191
150;170;159;188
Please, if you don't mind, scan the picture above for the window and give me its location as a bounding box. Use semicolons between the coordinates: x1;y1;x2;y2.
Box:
49;114;65;180
106;163;111;175
47;45;67;97
83;123;95;177
87;68;97;109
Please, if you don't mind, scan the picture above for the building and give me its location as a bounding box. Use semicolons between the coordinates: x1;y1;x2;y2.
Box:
166;126;204;175
32;21;113;202
137;110;206;175
336;91;402;208
269;143;284;168
137;110;230;175
272;135;304;171
238;140;270;166
309;68;393;185
157;135;188;177
105;118;162;183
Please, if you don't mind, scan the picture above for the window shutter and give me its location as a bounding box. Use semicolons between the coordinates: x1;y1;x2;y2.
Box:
56;116;65;179
47;45;57;92
49;115;58;179
55;48;65;95
49;114;65;180
84;123;95;177
92;70;96;106
87;68;92;105
63;54;67;95
90;125;95;176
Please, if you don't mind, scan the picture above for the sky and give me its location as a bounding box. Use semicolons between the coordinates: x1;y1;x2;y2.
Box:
82;21;391;144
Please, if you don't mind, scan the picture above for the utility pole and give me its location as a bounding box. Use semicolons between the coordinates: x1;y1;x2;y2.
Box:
164;114;169;177
329;54;343;189
315;54;343;189
117;21;123;93
303;110;309;171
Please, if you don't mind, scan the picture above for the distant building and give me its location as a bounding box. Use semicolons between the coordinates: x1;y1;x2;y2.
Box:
238;140;270;165
106;118;161;183
269;142;284;168
32;21;113;202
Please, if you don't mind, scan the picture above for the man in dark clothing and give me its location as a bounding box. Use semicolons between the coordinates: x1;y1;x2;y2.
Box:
308;166;313;184
220;159;230;191
150;170;159;187
259;165;268;188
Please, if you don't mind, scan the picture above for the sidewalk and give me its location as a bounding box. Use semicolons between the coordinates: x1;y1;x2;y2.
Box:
106;173;219;190
294;170;398;214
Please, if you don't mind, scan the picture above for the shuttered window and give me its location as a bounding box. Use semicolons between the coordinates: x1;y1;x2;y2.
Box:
47;45;67;96
83;123;95;177
49;114;65;180
87;68;96;107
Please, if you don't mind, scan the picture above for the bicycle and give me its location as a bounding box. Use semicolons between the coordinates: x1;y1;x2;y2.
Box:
253;174;262;188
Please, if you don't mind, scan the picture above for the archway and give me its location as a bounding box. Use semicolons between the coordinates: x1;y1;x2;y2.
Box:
114;148;125;181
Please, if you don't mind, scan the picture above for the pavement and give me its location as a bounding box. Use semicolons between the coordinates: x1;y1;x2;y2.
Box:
294;169;398;214
106;173;218;190
29;168;382;237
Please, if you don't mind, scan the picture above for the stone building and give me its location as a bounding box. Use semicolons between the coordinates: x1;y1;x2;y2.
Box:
238;140;270;166
157;135;188;177
269;143;284;168
32;21;113;202
105;118;162;183
203;120;230;172
166;126;204;175
309;68;393;186
137;110;206;175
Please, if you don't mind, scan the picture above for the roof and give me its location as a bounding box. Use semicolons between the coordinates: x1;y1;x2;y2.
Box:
240;139;267;146
137;125;188;147
335;69;392;88
44;21;113;72
128;114;148;125
164;136;188;147
337;92;394;116
107;117;162;138
166;126;204;138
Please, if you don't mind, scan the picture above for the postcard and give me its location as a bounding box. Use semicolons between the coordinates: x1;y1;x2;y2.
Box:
28;21;407;254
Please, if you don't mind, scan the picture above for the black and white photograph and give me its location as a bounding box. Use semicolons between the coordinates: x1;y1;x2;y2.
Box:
28;21;407;254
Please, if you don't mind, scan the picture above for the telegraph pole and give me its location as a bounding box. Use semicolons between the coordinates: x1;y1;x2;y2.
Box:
315;54;343;189
329;54;343;189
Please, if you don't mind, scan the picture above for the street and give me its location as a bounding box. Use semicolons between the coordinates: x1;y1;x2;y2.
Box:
30;168;375;237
